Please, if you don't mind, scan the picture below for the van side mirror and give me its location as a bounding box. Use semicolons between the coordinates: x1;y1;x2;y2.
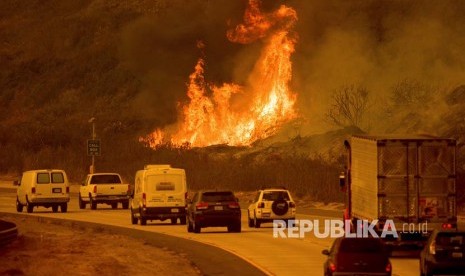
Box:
13;180;20;186
322;249;330;256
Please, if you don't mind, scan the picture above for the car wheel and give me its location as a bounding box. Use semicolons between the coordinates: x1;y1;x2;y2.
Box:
26;197;33;213
140;217;147;226
233;222;241;233
254;212;261;228
193;220;201;233
180;216;187;225
111;203;118;209
131;209;138;225
122;200;129;209
170;218;177;225
248;213;254;228
61;203;68;213
90;196;97;210
78;195;86;209
16;198;23;213
52;205;58;213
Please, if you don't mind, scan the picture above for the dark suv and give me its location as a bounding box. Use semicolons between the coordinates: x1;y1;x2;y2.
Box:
322;237;392;276
186;190;241;233
420;230;465;276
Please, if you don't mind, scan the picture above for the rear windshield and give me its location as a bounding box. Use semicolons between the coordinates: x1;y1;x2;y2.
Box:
339;238;384;253
201;192;235;202
90;174;121;184
262;191;290;201
436;233;465;246
37;172;65;184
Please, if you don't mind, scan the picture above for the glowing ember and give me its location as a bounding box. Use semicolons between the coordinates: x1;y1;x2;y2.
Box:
144;0;298;147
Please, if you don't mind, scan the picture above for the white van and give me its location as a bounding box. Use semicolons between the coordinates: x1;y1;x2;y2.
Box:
15;169;70;213
130;165;187;225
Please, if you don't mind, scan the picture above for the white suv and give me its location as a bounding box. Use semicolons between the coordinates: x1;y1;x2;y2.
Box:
247;188;296;228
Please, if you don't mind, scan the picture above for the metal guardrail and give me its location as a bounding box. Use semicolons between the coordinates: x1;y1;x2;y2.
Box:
0;220;18;247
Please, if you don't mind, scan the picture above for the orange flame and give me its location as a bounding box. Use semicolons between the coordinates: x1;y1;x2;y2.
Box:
144;0;298;147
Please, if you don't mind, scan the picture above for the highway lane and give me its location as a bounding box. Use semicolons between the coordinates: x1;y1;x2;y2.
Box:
0;190;421;276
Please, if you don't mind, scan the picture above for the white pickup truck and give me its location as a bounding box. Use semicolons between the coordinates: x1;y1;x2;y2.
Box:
79;173;130;210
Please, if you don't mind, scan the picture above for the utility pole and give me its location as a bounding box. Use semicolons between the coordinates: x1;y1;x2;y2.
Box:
88;117;96;174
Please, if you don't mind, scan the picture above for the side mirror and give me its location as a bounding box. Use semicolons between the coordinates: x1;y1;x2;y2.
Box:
13;180;19;186
322;249;330;256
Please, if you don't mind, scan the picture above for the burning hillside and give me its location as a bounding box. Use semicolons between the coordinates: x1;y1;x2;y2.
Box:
143;0;298;147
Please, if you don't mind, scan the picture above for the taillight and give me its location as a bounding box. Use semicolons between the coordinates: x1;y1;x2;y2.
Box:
142;193;147;207
228;202;240;209
66;186;69;193
429;240;436;255
31;187;36;194
289;202;296;208
196;202;209;210
442;223;453;229
385;262;392;273
93;186;97;193
258;202;265;208
329;262;336;272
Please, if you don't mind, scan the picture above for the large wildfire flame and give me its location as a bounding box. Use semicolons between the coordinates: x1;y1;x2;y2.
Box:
145;0;298;147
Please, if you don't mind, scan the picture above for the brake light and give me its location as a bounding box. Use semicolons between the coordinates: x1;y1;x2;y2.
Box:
258;202;265;208
228;202;240;209
196;202;209;210
385;263;392;273
142;193;147;208
329;262;336;272
289;202;296;208
66;186;69;193
442;223;453;229
31;187;36;194
429;240;436;255
93;185;97;193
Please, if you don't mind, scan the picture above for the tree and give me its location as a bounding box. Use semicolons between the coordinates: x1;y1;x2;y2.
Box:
326;85;370;129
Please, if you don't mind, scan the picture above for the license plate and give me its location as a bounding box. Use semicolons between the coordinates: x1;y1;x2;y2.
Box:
214;206;223;211
171;208;179;213
452;252;463;258
52;188;62;193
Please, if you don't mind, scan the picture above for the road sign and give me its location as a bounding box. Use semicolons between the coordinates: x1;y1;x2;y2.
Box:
87;139;101;156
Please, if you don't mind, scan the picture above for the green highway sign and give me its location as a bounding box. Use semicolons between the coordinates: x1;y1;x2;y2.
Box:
87;139;101;156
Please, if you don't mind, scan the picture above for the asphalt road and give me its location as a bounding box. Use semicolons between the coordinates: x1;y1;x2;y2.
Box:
0;186;435;276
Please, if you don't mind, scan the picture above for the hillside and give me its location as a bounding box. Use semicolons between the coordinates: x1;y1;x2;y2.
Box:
1;0;465;204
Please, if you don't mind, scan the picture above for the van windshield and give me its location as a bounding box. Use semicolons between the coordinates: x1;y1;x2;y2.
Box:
146;174;183;192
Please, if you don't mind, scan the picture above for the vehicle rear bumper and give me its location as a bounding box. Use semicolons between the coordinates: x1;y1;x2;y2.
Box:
93;195;130;203
195;214;241;227
29;197;70;204
141;206;186;220
333;272;390;276
426;260;465;274
255;208;296;220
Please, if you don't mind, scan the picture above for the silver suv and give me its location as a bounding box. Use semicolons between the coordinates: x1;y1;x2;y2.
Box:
247;188;296;228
